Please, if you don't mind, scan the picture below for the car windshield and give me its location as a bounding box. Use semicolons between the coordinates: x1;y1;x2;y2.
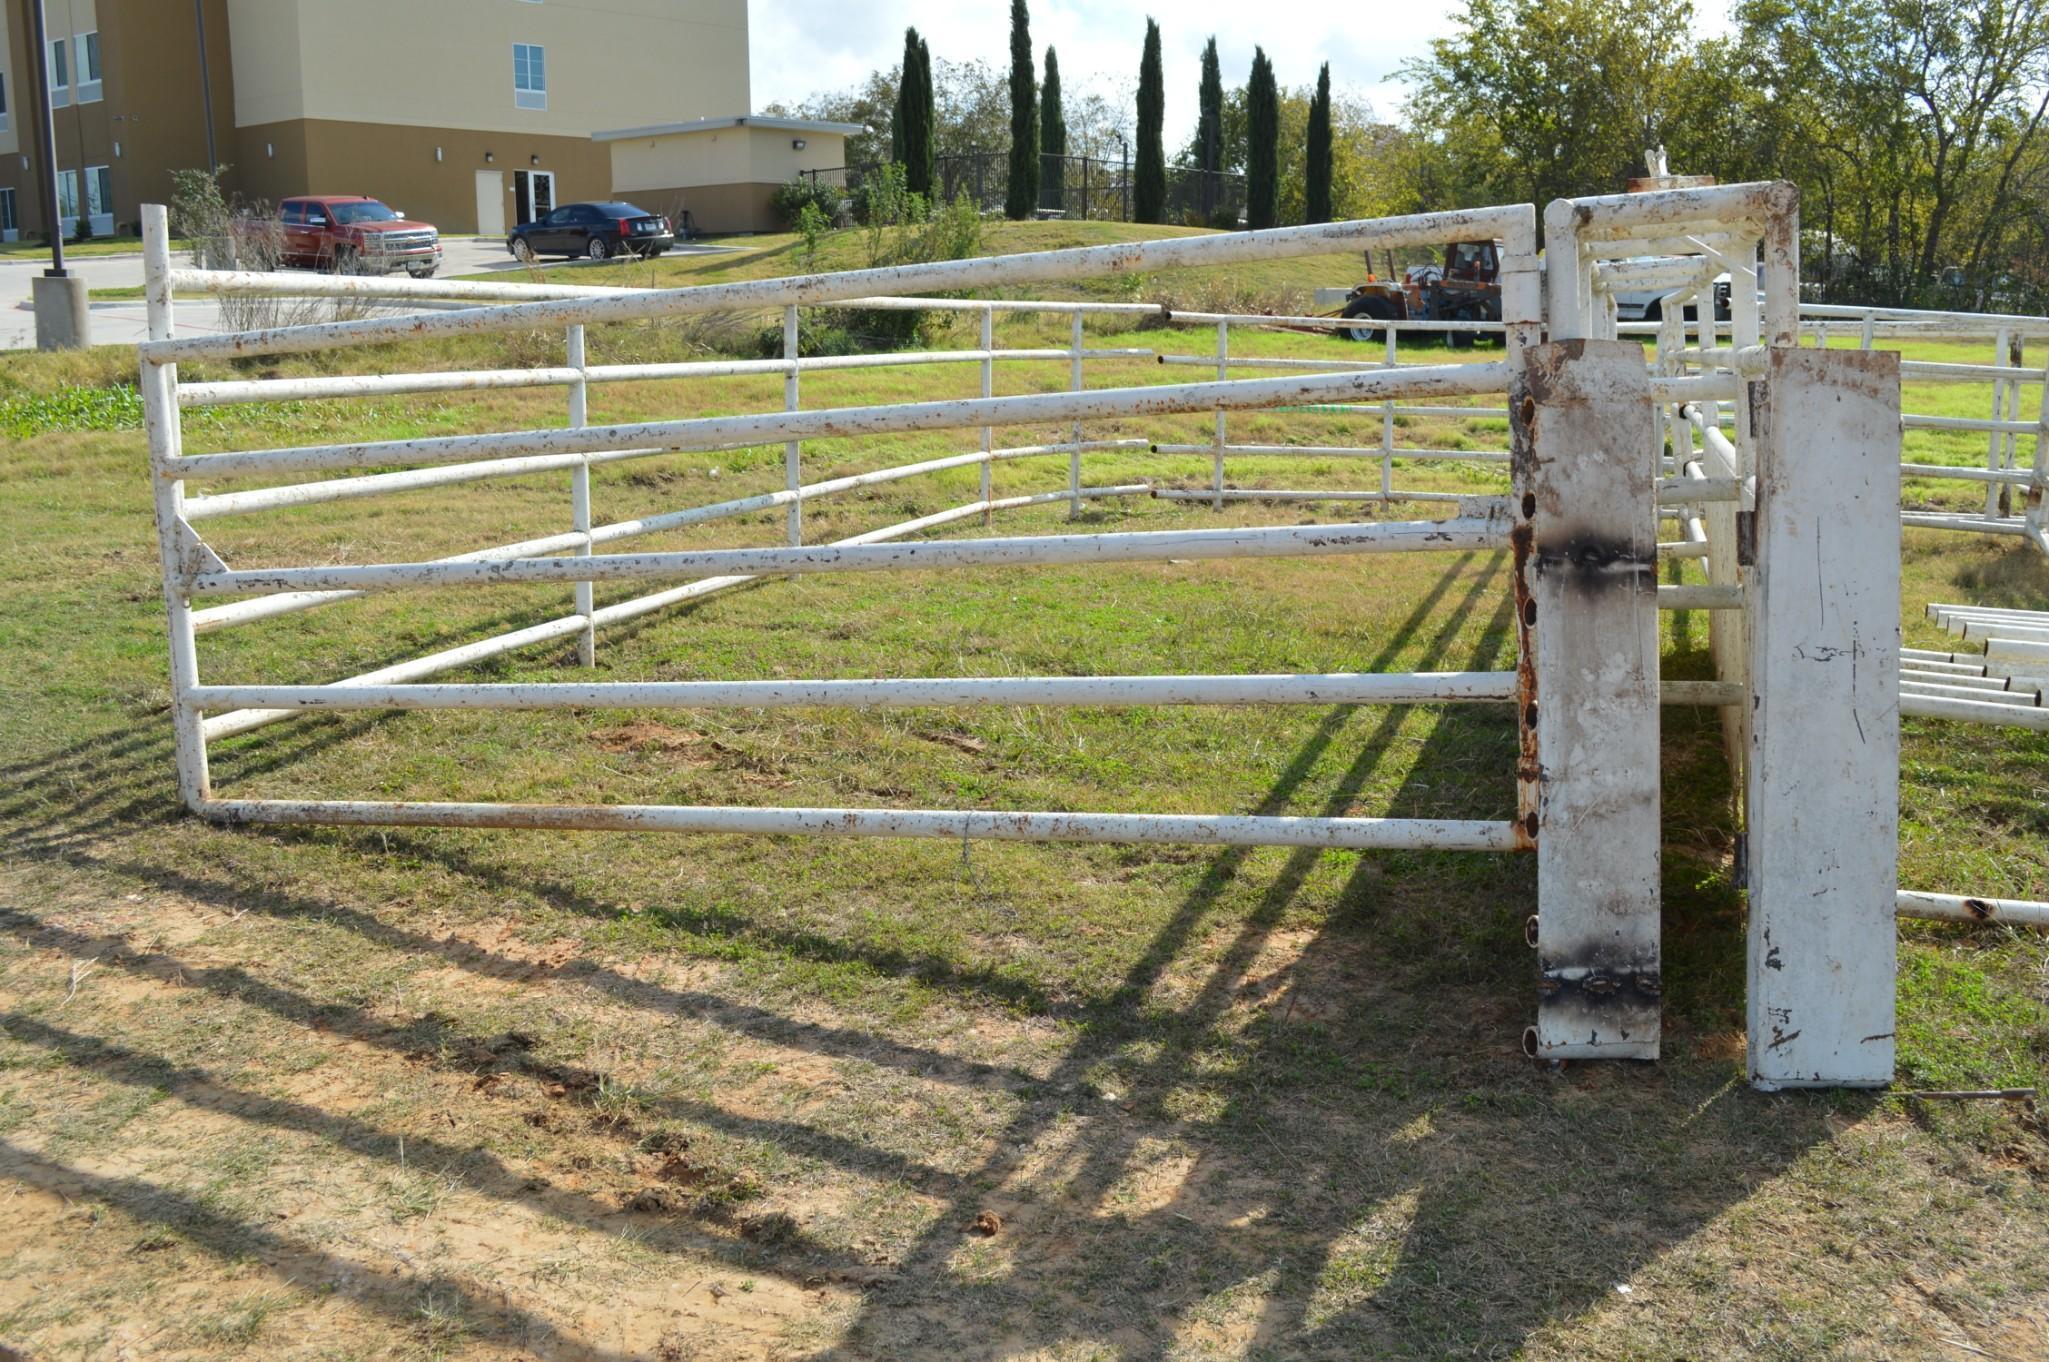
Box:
595;203;651;218
330;202;399;225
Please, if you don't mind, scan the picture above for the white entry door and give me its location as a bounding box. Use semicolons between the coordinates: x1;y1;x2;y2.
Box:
513;170;555;226
475;170;506;236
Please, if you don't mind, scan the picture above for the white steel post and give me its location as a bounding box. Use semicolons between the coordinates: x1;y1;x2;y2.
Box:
980;305;994;523
1213;320;1228;510
1068;310;1084;518
1381;328;1397;499
784;305;803;546
1746;347;1901;1090
2030;355;2049;552
1986;327;2011;519
1515;340;1662;1061
568;324;595;667
1728;242;1761;478
141;204;211;810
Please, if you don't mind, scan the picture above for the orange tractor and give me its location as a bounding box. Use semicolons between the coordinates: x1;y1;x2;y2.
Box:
1329;240;1503;345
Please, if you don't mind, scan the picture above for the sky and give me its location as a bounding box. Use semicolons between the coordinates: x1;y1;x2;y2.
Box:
745;0;1472;134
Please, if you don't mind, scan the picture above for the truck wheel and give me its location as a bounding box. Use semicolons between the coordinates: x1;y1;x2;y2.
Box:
1339;296;1394;343
586;237;611;261
329;246;360;275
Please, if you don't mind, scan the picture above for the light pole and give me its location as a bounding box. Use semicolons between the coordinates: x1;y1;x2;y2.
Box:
25;0;65;276
25;0;88;348
194;0;218;174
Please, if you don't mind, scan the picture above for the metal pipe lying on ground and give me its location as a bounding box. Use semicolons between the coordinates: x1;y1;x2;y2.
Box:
1897;891;2049;929
1901;692;2049;729
1900;679;2042;707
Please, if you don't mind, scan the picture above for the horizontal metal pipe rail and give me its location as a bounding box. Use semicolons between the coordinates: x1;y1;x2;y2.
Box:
192;515;1511;599
141;205;1538;365
199;483;1160;738
1147;441;1512;465
188;671;1521;713
177;346;1159;407
188;454;1159;633
183;437;1148;523
170;362;1512;482
195;798;1526;851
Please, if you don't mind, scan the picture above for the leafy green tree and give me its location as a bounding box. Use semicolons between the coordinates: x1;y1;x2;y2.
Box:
1040;47;1067;210
1195;37;1226;222
1134;18;1167;222
1246;47;1279;228
1005;0;1040;217
1402;0;1701;212
1305;63;1334;222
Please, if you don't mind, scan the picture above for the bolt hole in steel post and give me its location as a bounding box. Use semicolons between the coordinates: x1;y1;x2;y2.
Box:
131;183;2049;1089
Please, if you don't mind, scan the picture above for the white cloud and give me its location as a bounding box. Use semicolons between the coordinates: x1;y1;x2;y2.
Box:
746;0;1468;136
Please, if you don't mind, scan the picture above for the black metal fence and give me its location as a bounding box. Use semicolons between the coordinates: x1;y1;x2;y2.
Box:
801;153;1246;227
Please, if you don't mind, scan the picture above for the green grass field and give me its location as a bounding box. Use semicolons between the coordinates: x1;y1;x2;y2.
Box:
0;220;2045;1360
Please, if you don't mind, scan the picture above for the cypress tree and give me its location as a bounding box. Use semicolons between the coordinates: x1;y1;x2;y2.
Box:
1134;18;1166;224
891;28;935;197
1195;37;1223;223
912;35;936;198
1005;0;1039;218
1306;62;1333;224
1040;48;1066;212
890;31;910;169
1246;47;1278;230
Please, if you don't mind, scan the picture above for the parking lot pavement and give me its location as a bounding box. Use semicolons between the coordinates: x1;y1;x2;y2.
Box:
0;236;735;351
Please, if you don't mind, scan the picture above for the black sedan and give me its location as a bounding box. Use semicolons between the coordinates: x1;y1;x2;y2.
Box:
508;202;674;261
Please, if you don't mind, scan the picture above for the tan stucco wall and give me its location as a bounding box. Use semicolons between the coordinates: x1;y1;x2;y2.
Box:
0;0;231;238
616;182;779;236
236;119;613;235
605;127;848;233
226;0;748;138
609;127;848;194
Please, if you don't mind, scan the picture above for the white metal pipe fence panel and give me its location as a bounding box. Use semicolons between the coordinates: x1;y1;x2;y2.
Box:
132;180;2044;1090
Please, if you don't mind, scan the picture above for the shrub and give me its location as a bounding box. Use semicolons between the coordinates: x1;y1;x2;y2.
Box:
769;178;847;232
795;201;829;270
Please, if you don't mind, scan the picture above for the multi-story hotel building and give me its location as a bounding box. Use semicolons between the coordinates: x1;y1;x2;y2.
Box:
0;0;764;238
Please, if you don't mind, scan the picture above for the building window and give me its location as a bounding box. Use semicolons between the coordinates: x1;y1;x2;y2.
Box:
0;188;16;238
47;38;69;109
56;169;78;222
76;31;101;104
0;72;9;133
86;164;111;222
513;43;546;110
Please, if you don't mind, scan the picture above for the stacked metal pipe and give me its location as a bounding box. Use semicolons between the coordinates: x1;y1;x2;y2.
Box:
1903;603;2049;731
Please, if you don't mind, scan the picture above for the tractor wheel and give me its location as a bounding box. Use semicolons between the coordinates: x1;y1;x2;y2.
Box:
1339;295;1395;343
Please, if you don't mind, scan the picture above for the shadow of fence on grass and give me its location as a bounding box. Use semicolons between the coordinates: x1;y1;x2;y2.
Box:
0;549;1860;1359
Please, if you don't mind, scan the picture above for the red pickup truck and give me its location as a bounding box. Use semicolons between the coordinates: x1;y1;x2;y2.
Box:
277;196;443;277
